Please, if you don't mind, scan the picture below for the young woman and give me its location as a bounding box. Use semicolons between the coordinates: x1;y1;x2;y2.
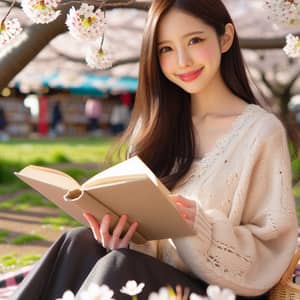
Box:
11;0;297;299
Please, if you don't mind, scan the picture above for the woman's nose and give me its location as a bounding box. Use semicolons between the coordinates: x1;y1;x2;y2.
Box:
177;49;193;68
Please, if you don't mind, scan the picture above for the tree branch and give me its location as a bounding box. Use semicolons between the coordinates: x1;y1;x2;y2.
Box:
48;44;139;67
239;35;300;49
0;0;20;8
260;71;281;97
58;0;150;10
285;69;300;93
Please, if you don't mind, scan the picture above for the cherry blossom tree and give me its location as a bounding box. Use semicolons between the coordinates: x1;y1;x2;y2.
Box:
1;0;300;91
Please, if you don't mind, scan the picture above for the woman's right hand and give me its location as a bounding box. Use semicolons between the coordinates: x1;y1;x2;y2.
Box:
83;212;138;250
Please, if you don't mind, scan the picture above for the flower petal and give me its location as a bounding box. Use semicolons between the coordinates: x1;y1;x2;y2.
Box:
206;285;221;298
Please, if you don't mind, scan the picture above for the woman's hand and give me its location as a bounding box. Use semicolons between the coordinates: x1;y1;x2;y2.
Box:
83;212;138;250
170;194;196;226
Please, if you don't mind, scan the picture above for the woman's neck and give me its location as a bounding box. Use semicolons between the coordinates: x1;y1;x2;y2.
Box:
191;74;243;120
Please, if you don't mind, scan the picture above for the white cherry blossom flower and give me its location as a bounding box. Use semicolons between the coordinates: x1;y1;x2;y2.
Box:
0;18;22;46
206;285;235;300
190;293;208;300
80;283;115;300
85;44;113;70
148;287;175;300
65;3;105;41
264;0;300;26
21;0;61;24
283;33;300;58
120;280;145;296
56;290;75;300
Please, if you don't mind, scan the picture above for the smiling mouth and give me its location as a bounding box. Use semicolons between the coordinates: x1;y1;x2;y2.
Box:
177;68;204;82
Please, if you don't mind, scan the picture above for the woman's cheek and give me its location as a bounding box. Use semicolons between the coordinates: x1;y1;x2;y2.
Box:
193;47;212;61
159;56;175;74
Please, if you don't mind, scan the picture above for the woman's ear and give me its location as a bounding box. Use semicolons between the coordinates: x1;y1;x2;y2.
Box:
220;23;235;53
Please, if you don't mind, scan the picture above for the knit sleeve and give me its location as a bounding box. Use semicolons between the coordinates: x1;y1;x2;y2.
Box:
173;116;298;297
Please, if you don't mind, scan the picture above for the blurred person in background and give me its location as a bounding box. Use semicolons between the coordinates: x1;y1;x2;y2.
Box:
0;105;9;142
85;97;102;135
50;100;64;137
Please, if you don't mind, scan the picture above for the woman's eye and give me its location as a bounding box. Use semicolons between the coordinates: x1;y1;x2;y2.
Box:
159;46;172;54
189;37;204;45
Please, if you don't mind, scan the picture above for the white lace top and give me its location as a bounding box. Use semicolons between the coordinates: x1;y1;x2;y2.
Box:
131;104;298;297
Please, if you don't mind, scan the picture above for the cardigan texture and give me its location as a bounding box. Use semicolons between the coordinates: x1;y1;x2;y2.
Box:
131;104;298;296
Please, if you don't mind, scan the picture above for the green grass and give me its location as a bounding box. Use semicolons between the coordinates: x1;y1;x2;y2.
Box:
0;254;18;268
297;205;300;224
50;151;71;163
0;137;113;165
0;192;56;210
62;167;99;183
0;253;41;272
0;230;9;243
11;234;45;245
41;214;81;228
292;158;300;180
294;182;300;199
0;181;27;194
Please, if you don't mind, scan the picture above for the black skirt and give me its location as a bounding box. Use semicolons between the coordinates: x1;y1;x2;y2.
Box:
9;227;268;300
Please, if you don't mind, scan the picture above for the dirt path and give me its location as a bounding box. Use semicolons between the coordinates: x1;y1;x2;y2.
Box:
0;205;70;258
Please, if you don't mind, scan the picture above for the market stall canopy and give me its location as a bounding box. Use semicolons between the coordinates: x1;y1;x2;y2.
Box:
42;73;138;96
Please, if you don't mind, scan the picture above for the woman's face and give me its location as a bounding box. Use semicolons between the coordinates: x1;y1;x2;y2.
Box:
157;8;224;95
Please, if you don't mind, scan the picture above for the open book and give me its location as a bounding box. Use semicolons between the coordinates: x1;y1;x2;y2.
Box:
14;156;194;244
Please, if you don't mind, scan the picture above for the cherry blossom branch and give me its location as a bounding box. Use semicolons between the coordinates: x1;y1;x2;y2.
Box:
0;0;15;25
34;44;140;68
240;35;300;49
58;0;150;10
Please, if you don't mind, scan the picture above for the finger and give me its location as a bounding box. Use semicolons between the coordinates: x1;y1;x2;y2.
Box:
120;222;139;247
112;215;128;238
183;218;194;227
180;206;195;220
111;215;128;249
170;196;183;214
183;287;190;300
176;285;182;300
83;212;101;241
100;214;112;248
174;205;195;223
173;195;195;208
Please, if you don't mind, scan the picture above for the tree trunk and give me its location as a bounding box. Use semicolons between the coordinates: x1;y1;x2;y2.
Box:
0;6;68;89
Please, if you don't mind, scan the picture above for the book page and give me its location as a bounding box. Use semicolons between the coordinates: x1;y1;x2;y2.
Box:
15;165;80;190
83;174;148;188
82;156;169;197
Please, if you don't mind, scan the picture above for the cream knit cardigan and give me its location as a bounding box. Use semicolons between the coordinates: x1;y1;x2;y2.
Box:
131;104;298;297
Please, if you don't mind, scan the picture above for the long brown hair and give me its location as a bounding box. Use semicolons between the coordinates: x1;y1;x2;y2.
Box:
118;0;259;190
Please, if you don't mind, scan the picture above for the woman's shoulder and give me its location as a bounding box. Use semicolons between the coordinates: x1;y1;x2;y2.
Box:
248;104;286;137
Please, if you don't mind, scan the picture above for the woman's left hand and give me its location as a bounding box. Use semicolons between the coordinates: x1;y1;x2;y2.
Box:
170;194;196;226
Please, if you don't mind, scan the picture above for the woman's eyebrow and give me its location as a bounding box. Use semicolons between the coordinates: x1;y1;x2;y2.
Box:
158;31;205;45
